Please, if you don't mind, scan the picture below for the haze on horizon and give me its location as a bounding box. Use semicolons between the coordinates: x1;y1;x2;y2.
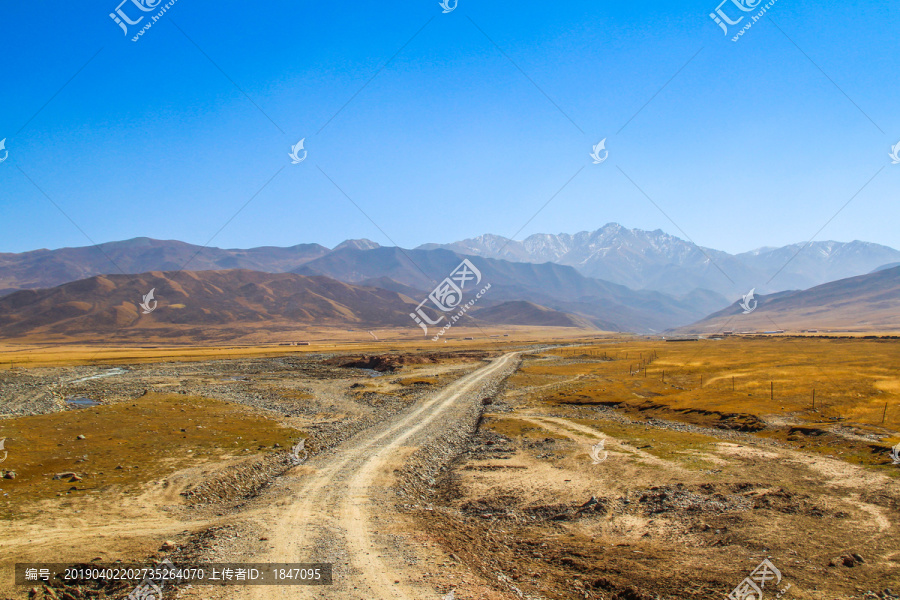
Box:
1;0;898;256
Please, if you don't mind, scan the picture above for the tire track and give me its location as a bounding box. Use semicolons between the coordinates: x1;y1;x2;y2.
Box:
240;352;519;600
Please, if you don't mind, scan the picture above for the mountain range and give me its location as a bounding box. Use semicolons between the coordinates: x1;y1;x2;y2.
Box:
419;223;900;297
0;224;897;336
677;265;900;334
4;225;896;304
0;270;589;342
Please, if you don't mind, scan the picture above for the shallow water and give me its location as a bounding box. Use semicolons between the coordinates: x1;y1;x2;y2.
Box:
66;396;100;408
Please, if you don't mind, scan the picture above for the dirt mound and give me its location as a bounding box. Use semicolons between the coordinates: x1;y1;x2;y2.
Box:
181;452;299;506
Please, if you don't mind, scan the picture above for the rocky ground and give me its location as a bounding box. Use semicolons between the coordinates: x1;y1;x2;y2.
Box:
3;345;899;600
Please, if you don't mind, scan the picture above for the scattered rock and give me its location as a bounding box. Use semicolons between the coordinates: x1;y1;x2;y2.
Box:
161;540;177;551
76;434;86;440
42;586;59;600
3;471;16;479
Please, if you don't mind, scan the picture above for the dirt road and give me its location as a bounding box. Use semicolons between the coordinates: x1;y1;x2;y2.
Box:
235;352;519;600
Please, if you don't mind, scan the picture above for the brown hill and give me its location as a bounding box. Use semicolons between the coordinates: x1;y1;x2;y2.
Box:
473;301;594;329
0;237;328;296
0;270;593;342
0;270;424;341
678;265;900;333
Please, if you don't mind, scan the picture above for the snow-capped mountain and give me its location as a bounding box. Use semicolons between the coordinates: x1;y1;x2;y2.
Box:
418;224;900;298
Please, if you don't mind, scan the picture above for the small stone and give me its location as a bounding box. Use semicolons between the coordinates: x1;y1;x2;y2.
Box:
842;555;857;567
70;475;83;482
852;553;864;563
76;434;86;440
3;471;16;479
161;540;177;551
273;443;282;448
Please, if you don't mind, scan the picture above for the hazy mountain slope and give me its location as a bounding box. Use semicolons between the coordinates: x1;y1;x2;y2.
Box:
873;262;900;273
473;301;594;329
2;227;896;304
0;270;421;339
295;247;726;332
736;241;900;289
0;269;595;341
677;266;900;333
0;237;329;295
420;224;900;297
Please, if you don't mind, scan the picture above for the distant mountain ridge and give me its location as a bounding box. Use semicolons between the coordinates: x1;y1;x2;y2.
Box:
0;269;592;341
293;246;727;332
419;224;900;298
0;237;329;296
1;227;897;334
676;266;900;334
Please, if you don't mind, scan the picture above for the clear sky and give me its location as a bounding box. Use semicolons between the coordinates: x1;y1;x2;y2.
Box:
1;0;898;255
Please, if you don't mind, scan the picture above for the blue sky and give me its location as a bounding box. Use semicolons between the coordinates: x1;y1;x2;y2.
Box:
1;0;898;255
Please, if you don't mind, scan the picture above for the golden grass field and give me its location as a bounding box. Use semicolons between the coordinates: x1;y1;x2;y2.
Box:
541;337;900;431
1;332;898;599
0;393;302;520
0;326;596;368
